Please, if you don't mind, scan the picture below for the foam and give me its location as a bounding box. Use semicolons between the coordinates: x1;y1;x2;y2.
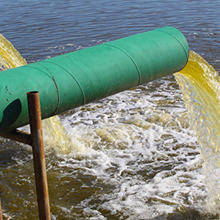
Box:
40;73;210;218
1;33;218;218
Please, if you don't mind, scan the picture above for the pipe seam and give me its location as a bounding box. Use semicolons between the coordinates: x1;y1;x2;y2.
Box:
41;59;86;106
155;29;189;67
23;65;60;116
103;44;141;85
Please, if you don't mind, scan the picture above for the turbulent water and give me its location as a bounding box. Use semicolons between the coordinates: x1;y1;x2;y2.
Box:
1;33;220;219
1;0;220;219
175;51;220;213
0;34;27;69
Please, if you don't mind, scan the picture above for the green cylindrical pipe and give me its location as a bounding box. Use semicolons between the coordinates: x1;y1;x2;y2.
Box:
0;26;189;133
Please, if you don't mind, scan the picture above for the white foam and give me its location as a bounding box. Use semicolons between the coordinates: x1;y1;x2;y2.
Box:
38;75;212;218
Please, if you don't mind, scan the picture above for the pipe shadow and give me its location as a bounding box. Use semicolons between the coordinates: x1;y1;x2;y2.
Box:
0;99;22;132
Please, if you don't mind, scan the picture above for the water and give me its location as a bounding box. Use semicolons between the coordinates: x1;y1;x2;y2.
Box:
1;0;220;219
175;51;220;213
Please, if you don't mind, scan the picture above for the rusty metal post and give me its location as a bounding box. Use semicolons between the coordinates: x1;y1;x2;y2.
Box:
1;129;32;145
0;198;2;220
27;91;51;220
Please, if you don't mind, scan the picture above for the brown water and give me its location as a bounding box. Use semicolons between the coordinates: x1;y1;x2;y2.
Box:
1;0;220;219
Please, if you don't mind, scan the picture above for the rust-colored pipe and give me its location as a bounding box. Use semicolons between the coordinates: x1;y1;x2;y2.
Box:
0;129;31;145
0;198;2;220
27;91;51;220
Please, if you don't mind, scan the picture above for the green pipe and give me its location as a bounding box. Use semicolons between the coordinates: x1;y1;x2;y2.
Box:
0;26;189;133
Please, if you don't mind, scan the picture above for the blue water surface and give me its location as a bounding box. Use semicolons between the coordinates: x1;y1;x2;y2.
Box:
1;0;220;68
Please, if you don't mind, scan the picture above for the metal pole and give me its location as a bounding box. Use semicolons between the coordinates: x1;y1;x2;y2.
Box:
0;198;2;220
1;129;32;145
27;91;51;220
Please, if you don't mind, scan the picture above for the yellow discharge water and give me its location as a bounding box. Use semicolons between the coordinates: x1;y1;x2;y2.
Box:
2;32;220;211
0;33;73;154
42;116;86;154
0;34;27;69
175;51;220;211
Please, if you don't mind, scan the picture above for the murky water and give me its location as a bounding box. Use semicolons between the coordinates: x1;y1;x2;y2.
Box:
1;0;220;219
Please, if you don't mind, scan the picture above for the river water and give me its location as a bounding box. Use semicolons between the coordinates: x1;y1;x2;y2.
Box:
1;0;220;219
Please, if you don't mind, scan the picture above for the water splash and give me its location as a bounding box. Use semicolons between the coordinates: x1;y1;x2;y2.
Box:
42;115;88;155
175;51;220;213
0;34;27;70
0;33;72;155
1;33;220;218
